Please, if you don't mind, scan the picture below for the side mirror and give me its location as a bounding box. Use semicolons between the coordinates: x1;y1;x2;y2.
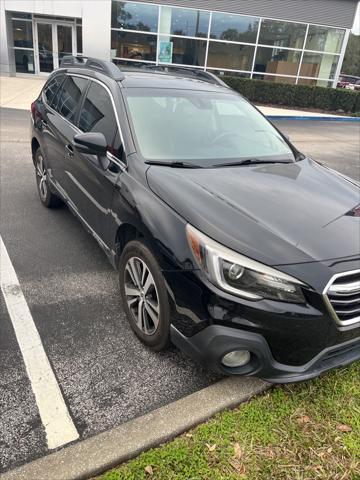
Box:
73;132;107;156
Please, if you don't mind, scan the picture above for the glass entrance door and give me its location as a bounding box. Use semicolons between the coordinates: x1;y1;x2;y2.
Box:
37;23;54;72
57;25;73;63
36;21;75;73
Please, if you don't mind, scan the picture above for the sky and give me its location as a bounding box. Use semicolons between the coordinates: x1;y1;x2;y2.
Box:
352;2;360;34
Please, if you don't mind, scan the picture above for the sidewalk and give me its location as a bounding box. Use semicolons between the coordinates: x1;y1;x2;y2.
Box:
259;105;351;119
0;76;45;110
0;75;355;119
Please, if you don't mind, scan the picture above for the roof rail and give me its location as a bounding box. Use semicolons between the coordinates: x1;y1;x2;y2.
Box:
139;64;229;88
59;55;125;81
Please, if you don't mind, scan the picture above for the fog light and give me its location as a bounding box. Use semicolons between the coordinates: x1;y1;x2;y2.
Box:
221;350;251;368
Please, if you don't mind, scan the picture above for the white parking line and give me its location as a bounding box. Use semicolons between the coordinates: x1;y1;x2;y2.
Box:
0;236;79;449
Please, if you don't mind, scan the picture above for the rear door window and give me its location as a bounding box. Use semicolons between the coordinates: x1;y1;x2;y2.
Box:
78;81;120;158
52;75;88;124
43;74;64;105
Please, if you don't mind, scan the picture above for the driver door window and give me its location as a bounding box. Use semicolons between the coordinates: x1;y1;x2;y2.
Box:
79;82;122;160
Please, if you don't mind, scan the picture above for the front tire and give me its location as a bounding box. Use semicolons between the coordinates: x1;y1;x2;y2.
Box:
119;240;170;351
35;147;62;208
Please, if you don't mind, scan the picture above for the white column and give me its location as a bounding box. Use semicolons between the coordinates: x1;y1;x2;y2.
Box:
0;7;15;75
332;29;350;88
82;0;112;61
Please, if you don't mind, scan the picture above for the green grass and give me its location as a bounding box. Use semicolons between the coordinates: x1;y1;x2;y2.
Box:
97;363;360;480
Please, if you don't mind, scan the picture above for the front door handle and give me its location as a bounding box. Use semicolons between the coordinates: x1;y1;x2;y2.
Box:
65;144;74;158
37;118;47;130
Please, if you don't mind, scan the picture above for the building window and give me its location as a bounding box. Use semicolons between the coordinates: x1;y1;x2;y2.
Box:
258;19;306;49
159;7;209;38
76;26;83;54
11;14;35;74
253;74;296;84
12;19;33;48
305;25;345;53
300;52;339;79
111;31;157;61
297;78;333;87
14;49;35;74
158;36;207;66
210;70;251;78
254;47;301;76
109;1;346;87
210;12;259;43
207;42;254;71
11;12;31;19
111;1;159;32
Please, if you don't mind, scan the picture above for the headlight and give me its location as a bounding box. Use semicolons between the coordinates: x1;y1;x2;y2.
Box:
186;224;306;304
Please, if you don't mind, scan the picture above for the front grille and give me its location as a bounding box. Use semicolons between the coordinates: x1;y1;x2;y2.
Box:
324;270;360;327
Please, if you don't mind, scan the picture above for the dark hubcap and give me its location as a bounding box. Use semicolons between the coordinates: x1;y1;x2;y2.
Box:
124;257;160;335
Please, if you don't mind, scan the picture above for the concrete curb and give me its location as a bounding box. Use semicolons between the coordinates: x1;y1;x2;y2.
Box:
0;377;268;480
267;115;360;121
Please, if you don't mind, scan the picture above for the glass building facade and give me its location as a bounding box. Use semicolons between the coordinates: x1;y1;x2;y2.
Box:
5;0;352;88
110;1;347;87
9;12;82;74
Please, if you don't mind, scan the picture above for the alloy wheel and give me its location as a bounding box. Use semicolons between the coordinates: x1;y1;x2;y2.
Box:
36;154;48;200
124;257;160;335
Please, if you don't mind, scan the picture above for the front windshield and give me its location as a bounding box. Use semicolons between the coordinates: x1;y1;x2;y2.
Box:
124;88;295;166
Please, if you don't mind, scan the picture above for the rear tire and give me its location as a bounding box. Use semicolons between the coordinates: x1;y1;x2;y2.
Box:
35;147;62;208
119;239;170;351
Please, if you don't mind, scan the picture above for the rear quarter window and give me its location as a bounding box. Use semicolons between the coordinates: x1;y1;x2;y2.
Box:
52;75;88;124
43;74;64;105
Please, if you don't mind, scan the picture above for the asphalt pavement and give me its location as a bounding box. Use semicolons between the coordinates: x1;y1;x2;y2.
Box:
0;107;359;474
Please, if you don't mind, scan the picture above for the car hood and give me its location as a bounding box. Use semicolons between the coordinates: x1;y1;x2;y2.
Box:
147;158;360;266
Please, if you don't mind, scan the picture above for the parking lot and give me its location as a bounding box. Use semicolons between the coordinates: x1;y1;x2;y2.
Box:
0;107;359;474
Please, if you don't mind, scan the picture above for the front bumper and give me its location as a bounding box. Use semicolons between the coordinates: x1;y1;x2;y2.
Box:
164;257;360;368
171;324;360;383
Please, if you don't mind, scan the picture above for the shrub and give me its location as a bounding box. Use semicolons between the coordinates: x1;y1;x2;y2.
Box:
222;77;359;114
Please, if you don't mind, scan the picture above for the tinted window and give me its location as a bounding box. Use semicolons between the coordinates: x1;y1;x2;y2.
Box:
258;19;306;49
254;47;301;76
111;31;157;61
53;76;88;123
158;36;207;66
111;1;159;32
210;12;259;43
12;20;33;48
159;6;210;38
305;25;345;53
300;52;339;79
79;82;120;155
14;49;35;74
77;25;82;54
207;42;254;71
43;75;64;105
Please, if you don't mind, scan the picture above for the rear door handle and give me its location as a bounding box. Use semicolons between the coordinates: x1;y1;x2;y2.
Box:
65;144;74;158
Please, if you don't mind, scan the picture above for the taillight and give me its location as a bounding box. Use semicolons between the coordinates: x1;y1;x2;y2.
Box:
31;101;36;120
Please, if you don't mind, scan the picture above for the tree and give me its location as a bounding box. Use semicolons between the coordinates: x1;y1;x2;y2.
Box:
341;33;360;76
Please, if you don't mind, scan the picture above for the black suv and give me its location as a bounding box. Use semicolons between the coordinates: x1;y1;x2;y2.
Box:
31;57;360;383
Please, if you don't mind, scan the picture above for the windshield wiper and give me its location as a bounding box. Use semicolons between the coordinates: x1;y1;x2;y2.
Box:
145;161;203;169
211;158;293;168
